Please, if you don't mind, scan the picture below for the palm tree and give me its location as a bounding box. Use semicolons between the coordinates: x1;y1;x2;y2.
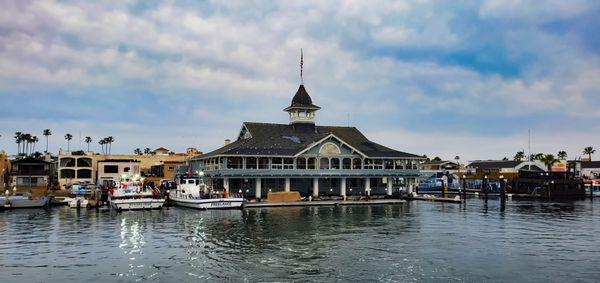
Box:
14;132;22;155
557;150;567;160
106;136;114;154
84;137;92;152
99;139;106;154
514;150;525;161
64;133;73;152
540;154;559;171
143;148;151;155
583;146;595;161
31;136;39;154
134;148;142;155
43;129;51;153
21;133;32;155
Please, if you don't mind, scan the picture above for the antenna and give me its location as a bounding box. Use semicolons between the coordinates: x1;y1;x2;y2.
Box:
528;129;531;170
300;48;304;85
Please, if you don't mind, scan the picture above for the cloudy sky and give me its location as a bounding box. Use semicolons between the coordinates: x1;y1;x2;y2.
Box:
0;0;598;161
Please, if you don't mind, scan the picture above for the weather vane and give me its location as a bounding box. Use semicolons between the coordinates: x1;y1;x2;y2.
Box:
300;48;304;84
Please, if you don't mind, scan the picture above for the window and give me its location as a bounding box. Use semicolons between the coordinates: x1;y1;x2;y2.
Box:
353;158;362;169
246;157;257;169
60;158;75;167
331;158;340;169
319;158;329;170
384;160;394;170
124;167;131;172
77;158;92;167
60;169;75;178
374;159;383;169
342;158;352;169
77;169;92;179
283;158;294;169
364;159;374;169
296;157;306;169
227;157;243;169
258;157;269;169
395;160;404;170
104;165;118;173
168;166;174;170
271;158;283;169
307;157;316;169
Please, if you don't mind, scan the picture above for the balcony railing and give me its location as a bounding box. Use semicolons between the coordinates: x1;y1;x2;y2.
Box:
202;168;420;178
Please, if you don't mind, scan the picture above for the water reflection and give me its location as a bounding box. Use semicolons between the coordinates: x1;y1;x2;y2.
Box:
0;200;599;282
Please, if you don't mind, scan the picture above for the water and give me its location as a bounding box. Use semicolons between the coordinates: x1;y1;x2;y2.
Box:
1;198;599;282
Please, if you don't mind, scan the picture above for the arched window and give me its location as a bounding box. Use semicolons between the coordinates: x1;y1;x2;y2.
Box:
330;158;340;169
353;158;362;169
60;158;75;167
307;158;316;169
319;158;330;170
296;157;306;169
77;158;92;167
342;158;352;169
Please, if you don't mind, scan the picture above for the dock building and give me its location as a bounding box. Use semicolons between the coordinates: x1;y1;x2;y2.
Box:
190;84;425;199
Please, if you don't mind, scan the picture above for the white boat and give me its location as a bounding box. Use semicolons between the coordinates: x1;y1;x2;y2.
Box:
108;174;165;211
0;196;6;209
7;193;49;208
170;175;244;210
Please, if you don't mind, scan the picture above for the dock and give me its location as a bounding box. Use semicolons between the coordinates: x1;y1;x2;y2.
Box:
406;195;462;203
244;199;405;208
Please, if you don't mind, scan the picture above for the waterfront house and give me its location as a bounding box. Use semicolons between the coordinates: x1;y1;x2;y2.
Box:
581;161;600;179
419;160;462;174
190;84;425;199
0;151;11;191
10;157;52;194
97;159;141;187
466;160;546;175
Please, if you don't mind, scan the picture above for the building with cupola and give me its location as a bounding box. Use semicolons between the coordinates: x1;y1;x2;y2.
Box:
190;83;425;199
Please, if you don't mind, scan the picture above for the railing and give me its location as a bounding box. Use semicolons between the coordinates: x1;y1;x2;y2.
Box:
203;168;420;177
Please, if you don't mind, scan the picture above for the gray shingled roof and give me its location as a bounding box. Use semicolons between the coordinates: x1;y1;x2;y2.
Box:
196;122;422;159
467;160;523;169
283;85;321;111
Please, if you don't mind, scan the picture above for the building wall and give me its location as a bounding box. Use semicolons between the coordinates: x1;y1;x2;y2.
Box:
0;151;10;190
97;161;141;186
57;151;188;187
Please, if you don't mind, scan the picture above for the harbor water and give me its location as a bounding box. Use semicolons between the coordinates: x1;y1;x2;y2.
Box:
1;198;599;282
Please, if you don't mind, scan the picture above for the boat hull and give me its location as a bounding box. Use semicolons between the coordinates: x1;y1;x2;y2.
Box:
171;197;244;210
69;198;89;208
110;198;165;210
8;196;49;208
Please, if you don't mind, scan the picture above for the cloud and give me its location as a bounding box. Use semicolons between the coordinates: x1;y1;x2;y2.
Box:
0;0;598;159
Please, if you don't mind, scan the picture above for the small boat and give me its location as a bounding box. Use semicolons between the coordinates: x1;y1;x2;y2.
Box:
108;174;165;211
0;196;6;209
7;193;50;208
170;175;244;210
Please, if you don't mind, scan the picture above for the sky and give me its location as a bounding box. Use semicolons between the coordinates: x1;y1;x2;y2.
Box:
0;0;599;162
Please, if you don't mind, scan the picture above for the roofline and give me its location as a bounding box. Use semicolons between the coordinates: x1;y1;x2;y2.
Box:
293;133;368;158
283;105;321;111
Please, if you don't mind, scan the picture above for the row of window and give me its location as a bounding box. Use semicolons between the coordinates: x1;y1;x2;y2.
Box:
203;157;418;170
59;158;93;167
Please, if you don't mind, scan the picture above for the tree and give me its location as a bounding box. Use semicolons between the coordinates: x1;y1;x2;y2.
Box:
134;148;142;155
99;139;106;154
21;133;32;155
143;148;151;155
514;150;525;161
502;157;509;161
106;136;114;155
84;137;92;152
540;154;559;171
64;133;73;152
583;146;596;161
31;136;39;154
14;132;23;155
432;156;442;162
43;129;51;153
557;150;567;160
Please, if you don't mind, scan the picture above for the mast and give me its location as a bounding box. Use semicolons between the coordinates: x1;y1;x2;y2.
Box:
528;129;531;170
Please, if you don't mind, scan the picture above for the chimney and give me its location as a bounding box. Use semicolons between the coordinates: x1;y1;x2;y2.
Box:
224;139;231;146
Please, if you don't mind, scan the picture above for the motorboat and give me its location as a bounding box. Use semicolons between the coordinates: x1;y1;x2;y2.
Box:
68;182;103;209
169;175;244;210
108;174;165;211
6;193;50;208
